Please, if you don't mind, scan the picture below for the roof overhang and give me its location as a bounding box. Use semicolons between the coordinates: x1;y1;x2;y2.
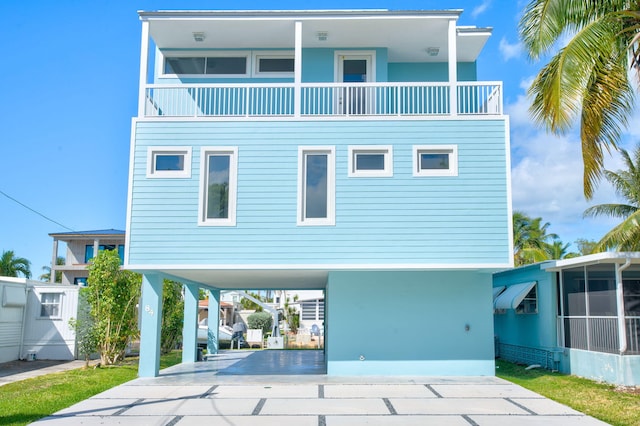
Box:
542;252;640;272
139;9;491;63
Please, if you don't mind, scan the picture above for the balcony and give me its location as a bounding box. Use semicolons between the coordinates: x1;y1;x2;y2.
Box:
143;81;502;119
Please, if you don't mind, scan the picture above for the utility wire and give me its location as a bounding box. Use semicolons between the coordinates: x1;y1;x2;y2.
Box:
0;189;75;232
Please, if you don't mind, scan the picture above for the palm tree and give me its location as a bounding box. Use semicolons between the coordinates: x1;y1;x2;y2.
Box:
513;211;559;266
584;146;640;251
39;256;65;282
520;1;640;198
0;250;32;278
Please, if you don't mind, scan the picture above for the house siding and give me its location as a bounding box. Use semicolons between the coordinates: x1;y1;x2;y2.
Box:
128;119;510;266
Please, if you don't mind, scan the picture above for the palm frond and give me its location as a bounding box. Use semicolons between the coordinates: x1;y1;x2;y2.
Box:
584;203;637;218
594;210;640;251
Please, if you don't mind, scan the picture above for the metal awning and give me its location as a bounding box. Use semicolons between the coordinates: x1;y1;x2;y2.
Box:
494;281;536;310
492;286;505;300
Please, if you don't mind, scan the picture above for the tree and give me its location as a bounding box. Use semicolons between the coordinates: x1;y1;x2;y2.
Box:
520;1;640;198
0;250;32;278
584;145;640;251
39;256;65;282
247;311;273;335
69;290;98;367
574;238;599;255
85;249;141;365
161;280;184;354
513;212;558;266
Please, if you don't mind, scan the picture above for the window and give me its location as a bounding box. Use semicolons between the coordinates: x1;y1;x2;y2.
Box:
413;145;458;176
199;147;238;226
40;293;61;318
298;147;335;226
253;52;295;76
348;146;393;177
163;55;248;76
494;282;537;314
147;147;192;178
84;244;124;264
74;277;88;287
515;285;537;314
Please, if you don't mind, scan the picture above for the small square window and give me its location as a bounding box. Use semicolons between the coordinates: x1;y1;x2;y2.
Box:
348;146;393;177
413;145;458;177
147;147;192;178
40;293;62;318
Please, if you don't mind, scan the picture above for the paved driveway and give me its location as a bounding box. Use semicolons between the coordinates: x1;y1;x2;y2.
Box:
32;350;609;425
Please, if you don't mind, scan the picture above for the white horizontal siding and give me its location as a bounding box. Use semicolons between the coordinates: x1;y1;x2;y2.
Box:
129;119;509;265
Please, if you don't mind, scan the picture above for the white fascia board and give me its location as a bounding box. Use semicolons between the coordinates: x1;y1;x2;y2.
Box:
542;252;640;271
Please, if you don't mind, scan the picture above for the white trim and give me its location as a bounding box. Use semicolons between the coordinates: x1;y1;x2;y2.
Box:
136;114;507;123
146;146;192;178
448;19;458;115
504;116;515;268
252;50;295;77
125;262;513;271
413;145;458;177
297;146;336;226
348;145;393;177
198;146;238;226
159;50;250;78
124;118;138;266
138;21;150;117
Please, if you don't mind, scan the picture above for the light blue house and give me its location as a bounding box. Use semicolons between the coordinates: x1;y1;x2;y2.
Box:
493;253;640;386
126;9;512;377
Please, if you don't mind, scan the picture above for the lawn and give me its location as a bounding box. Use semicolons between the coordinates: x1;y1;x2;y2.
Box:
0;351;182;426
496;359;640;426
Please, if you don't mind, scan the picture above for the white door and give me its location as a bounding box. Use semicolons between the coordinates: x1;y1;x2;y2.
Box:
336;54;373;114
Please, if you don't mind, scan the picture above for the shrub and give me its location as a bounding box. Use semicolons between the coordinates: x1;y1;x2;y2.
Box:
247;311;272;334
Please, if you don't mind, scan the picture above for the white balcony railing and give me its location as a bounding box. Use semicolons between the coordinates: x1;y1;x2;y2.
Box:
143;82;502;118
559;316;640;355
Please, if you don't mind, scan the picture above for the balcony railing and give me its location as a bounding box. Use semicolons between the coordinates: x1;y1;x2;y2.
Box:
143;82;502;118
558;316;640;355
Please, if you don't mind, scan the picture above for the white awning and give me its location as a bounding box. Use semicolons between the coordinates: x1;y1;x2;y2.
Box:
494;281;536;310
492;286;505;300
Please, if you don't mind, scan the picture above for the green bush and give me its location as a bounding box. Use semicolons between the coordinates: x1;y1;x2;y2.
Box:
247;311;272;334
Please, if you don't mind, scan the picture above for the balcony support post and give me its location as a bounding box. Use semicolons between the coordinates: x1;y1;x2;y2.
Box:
294;21;302;117
447;19;457;116
138;20;150;117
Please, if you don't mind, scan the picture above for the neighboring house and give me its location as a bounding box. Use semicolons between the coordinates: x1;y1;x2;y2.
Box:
49;229;125;285
0;277;79;362
493;252;640;386
127;9;512;377
295;297;325;333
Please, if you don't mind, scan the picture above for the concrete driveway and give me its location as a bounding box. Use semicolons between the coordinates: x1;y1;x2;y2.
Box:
31;350;609;425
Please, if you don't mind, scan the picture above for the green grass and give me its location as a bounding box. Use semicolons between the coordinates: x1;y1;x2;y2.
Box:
0;351;182;426
496;359;640;426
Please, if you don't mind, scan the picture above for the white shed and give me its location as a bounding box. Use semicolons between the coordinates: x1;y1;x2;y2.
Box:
0;278;28;363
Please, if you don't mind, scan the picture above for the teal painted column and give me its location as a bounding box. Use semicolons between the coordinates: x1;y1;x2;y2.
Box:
208;289;220;355
139;274;163;377
182;283;199;363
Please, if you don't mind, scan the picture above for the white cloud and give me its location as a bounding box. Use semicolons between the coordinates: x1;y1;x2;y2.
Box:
499;37;523;61
471;0;492;18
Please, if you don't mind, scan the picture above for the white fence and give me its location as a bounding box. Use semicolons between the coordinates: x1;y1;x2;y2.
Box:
144;82;502;118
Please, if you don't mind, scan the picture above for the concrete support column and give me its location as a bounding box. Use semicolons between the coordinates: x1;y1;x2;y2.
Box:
50;239;59;283
207;289;221;355
182;283;199;363
139;274;163;377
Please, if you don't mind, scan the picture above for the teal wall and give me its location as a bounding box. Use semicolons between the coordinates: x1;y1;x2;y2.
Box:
325;271;495;375
128;119;510;266
156;48;473;84
493;264;558;349
563;348;640;386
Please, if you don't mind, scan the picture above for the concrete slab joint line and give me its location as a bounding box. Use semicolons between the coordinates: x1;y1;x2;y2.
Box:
200;384;218;398
425;384;443;398
462;414;480;426
318;384;324;398
252;398;266;415
165;415;183;426
112;398;145;416
383;397;397;415
318;414;326;426
506;397;538;415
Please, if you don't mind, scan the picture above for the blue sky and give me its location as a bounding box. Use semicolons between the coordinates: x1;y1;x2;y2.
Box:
0;0;636;277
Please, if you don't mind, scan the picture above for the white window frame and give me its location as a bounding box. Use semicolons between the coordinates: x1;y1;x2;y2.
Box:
348;145;393;177
252;51;295;77
146;146;192;178
198;147;238;226
413;145;458;177
39;292;63;319
159;50;250;78
297;146;336;226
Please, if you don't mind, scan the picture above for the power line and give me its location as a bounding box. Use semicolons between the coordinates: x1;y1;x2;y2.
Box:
0;189;75;232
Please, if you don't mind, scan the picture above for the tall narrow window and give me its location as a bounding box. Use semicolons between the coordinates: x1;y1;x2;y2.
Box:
298;147;335;226
199;147;238;226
